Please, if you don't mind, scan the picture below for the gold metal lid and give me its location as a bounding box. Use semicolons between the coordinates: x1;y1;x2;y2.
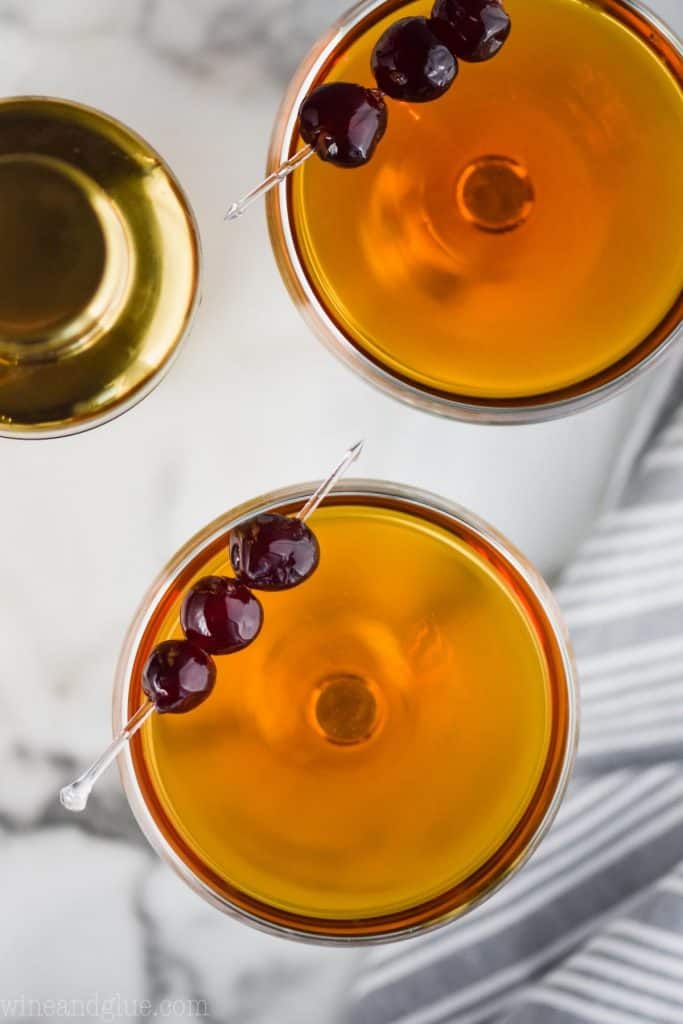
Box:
0;96;200;438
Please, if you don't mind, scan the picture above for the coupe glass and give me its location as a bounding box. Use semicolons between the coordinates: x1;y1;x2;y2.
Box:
267;0;683;424
114;481;578;943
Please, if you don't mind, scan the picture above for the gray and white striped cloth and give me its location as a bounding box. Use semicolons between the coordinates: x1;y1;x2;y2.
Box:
345;372;683;1024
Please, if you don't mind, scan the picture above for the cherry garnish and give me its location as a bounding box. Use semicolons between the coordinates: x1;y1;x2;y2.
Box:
59;444;363;814
142;639;216;714
431;0;511;62
181;576;263;655
372;17;458;102
299;83;388;168
225;3;513;218
230;513;320;591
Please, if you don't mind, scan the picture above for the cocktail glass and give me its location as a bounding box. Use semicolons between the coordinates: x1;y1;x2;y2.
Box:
0;97;200;439
267;0;682;423
111;480;578;943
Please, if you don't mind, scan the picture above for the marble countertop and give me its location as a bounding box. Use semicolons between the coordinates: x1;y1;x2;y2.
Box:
1;1;681;1021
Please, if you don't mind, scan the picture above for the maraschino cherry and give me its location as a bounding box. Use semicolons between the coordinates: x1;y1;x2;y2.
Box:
142;639;216;714
372;17;458;102
230;514;320;590
181;576;263;655
299;83;388;168
431;0;511;63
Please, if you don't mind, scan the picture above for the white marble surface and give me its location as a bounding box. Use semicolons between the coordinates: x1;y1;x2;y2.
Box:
0;1;681;1021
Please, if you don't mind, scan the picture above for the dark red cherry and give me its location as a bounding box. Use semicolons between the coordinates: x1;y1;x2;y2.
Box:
229;513;320;591
142;640;216;714
299;83;388;168
431;0;511;62
181;576;263;656
372;17;458;102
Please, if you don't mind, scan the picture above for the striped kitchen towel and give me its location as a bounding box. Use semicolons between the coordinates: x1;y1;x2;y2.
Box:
344;372;683;1024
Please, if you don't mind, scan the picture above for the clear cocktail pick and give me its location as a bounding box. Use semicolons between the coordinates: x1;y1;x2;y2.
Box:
59;702;155;812
59;440;364;813
224;145;314;221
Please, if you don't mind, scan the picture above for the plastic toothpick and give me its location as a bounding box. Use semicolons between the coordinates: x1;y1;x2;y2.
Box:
297;440;363;521
225;145;314;222
59;702;155;812
59;441;364;813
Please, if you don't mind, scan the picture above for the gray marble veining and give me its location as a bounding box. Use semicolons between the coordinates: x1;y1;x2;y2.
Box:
1;0;680;1020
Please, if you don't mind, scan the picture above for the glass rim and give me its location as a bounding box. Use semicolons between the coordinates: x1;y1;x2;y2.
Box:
266;0;683;425
113;479;579;946
0;94;202;441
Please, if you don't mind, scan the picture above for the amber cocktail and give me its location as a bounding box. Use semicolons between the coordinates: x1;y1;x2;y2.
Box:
114;481;577;942
268;0;683;421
